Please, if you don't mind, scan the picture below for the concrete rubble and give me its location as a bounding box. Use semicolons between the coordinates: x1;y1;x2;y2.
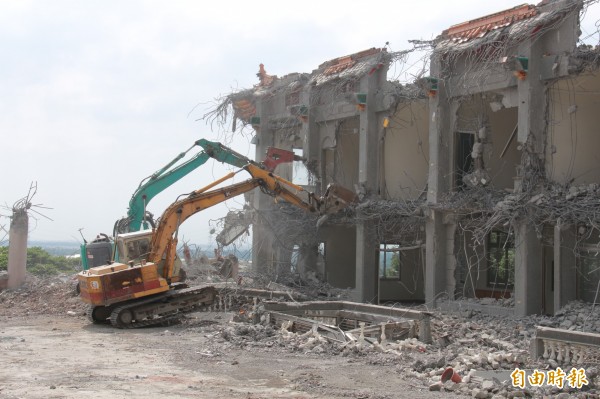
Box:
0;274;598;398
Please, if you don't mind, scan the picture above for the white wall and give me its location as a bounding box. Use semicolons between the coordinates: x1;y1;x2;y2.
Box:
383;102;429;200
547;72;600;185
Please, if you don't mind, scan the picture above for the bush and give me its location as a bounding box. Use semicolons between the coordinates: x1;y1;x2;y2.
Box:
0;246;79;276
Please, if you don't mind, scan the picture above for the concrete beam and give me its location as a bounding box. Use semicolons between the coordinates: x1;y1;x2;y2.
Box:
446;65;517;98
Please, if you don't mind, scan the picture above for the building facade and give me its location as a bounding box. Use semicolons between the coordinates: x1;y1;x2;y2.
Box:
213;0;600;316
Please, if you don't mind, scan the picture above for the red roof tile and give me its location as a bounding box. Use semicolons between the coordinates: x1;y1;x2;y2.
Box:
257;63;276;87
233;99;256;121
319;48;383;76
443;4;538;42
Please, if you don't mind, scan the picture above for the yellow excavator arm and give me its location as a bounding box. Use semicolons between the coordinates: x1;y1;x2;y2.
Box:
148;163;324;280
79;161;357;326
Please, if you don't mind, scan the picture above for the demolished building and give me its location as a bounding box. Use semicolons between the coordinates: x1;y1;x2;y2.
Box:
207;0;600;316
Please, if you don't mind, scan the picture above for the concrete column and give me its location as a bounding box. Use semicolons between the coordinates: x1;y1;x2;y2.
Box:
7;209;28;289
445;221;457;298
252;100;277;275
425;58;452;307
425;210;448;306
517;38;546;156
301;86;321;193
354;65;386;303
513;29;547;316
514;222;543;316
355;222;378;303
426;60;451;203
553;224;577;313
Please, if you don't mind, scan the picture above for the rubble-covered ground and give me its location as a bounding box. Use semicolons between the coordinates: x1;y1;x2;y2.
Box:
0;274;598;398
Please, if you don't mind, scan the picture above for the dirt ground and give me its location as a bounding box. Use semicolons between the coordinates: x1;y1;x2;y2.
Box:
0;312;465;399
1;276;598;398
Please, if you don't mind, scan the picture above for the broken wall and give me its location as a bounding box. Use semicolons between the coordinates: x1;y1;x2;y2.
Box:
332;118;360;191
454;94;519;190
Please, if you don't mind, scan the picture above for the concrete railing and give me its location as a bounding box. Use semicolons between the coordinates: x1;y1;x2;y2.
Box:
263;301;433;343
531;326;600;365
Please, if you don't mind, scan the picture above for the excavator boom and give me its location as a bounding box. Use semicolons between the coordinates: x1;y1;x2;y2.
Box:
120;139;259;234
148;178;264;278
82;138;301;270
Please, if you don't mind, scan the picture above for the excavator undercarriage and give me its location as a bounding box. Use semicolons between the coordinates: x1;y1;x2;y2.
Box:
87;284;217;328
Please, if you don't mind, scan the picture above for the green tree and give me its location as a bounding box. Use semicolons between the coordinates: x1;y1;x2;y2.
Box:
387;253;400;278
0;247;8;272
0;246;79;276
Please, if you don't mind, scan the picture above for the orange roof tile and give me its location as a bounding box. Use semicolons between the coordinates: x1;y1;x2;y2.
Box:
233;99;256;121
443;4;538;42
257;64;276;87
320;48;383;76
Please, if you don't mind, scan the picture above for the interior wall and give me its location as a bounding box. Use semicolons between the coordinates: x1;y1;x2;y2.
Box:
547;72;600;185
379;248;425;302
319;225;356;288
383;102;429;200
335;118;360;190
486;107;519;189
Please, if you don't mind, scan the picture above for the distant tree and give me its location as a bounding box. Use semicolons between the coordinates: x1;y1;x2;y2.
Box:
0;246;78;275
387;253;400;278
0;247;7;271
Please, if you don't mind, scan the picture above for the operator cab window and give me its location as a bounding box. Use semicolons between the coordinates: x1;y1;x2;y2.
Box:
123;238;151;262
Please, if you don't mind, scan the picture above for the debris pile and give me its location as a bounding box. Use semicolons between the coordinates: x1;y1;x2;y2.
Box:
1;272;598;398
0;275;84;317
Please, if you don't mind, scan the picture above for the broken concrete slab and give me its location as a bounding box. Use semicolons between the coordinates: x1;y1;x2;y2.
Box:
263;300;431;343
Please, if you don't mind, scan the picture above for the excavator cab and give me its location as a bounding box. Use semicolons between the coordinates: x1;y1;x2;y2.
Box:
82;234;113;269
115;230;183;282
116;231;152;264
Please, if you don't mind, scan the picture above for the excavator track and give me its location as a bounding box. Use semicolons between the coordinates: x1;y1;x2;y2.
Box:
108;285;217;329
86;305;113;324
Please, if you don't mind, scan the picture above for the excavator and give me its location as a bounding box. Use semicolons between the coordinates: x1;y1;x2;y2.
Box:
80;139;300;270
78;163;355;328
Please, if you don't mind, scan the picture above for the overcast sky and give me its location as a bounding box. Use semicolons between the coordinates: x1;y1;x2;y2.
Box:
1;0;599;246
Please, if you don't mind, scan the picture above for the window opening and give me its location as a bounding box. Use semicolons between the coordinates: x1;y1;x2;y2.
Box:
487;231;515;288
318;242;326;258
379;243;400;279
290;244;300;273
456;132;474;189
577;250;600;304
292;148;309;185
